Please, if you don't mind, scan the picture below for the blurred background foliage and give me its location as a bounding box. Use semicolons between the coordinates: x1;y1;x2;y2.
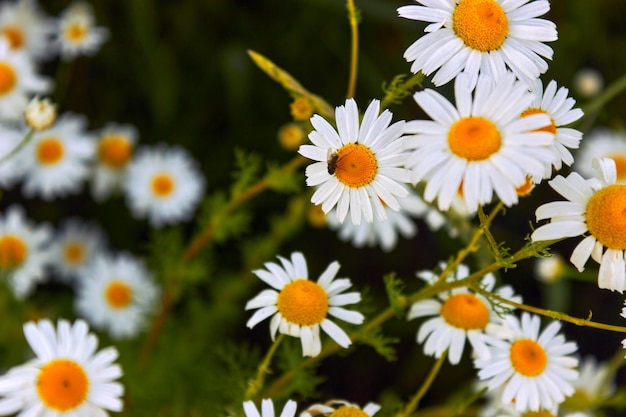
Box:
3;0;626;416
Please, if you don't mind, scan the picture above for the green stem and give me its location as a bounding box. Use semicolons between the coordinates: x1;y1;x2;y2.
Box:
397;352;447;417
346;0;359;99
0;129;34;167
582;71;626;116
245;334;285;401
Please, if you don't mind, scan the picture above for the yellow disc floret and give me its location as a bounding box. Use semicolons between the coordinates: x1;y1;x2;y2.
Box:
329;406;369;417
277;279;328;326
607;154;626;183
334;143;378;188
63;242;85;265
452;0;508;52
1;26;25;50
150;173;175;198
521;108;557;135
510;338;547;377
105;280;133;309
448;116;502;161
98;135;133;168
0;61;16;96
37;359;89;412
0;234;27;268
440;293;490;330
66;23;87;44
585;184;626;250
37;137;65;165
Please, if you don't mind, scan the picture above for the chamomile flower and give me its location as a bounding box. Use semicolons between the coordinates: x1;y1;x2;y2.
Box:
75;252;159;339
301;400;381;417
49;218;106;282
298;98;412;225
91;122;137;201
326;188;429;252
24;95;56;130
0;124;27;188
573;68;603;99
0;318;123;416
0;205;52;299
531;158;626;292
55;1;109;60
560;356;614;416
475;313;579;413
123;144;205;227
405;71;555;212
243;399;298;417
574;129;626;183
0;0;55;61
245;252;364;357
534;254;566;283
397;0;557;87
409;262;521;365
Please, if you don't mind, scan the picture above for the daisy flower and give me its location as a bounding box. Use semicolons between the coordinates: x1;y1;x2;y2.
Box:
75;252;159;339
559;356;614;415
298;98;412;225
0;124;27;188
397;0;557;87
573;68;603;99
245;252;364;357
18;112;95;200
475;313;579;413
24;95;56;130
409;262;521;365
534;254;566;284
405;71;555;212
243;399;297;417
55;1;109;60
49;218;106;282
326;188;430;252
123;144;205;227
0;205;52;299
531;158;626;292
0;0;55;61
0;38;50;121
0;318;123;416
91;122;137;201
574;128;626;183
301;400;380;417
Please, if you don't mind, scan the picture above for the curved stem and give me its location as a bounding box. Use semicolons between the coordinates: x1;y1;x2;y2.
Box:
582;71;626;116
0;129;34;167
245;334;285;401
397;352;447;417
345;0;359;99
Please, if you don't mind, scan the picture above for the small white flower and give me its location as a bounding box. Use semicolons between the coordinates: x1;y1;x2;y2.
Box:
300;400;380;417
243;399;297;417
0;0;55;61
24;95;56;130
55;1;109;60
574;128;626;184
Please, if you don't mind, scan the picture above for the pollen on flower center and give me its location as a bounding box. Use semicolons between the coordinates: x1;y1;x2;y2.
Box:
585;184;626;250
0;234;28;268
98;135;133;168
334;143;378;188
440;293;489;330
329;406;369;417
452;0;508;52
277;279;328;326
150;173;175;197
0;61;17;96
1;26;25;49
510;338;547;377
521;108;557;135
63;242;85;265
37;137;65;165
521;411;557;417
607;154;626;182
66;24;87;43
105;280;133;309
36;359;89;412
448;116;502;161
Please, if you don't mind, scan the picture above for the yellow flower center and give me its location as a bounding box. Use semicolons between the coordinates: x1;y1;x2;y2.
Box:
290;97;314;121
521;412;556;417
520;108;557;135
448;116;502;161
37;137;65;165
510;338;547;377
63;242;85;265
585;184;626;250
452;0;508;52
98;135;133;168
329;406;368;417
278;123;305;151
150;173;175;198
277;279;328;326
440;293;489;330
105;280;133;309
515;177;534;197
0;61;16;96
36;359;89;412
334;143;378;187
0;234;27;268
66;23;87;43
607;154;626;183
1;26;25;50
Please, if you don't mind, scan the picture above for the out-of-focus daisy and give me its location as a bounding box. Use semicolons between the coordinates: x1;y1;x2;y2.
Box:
560;356;615;416
243;399;297;417
301;400;381;417
574;129;626;183
397;0;557;87
91;122;137;201
409;262;521;365
326;188;430;252
55;1;109;60
573;68;603;99
0;205;51;299
0;318;123;416
531;158;626;292
75;252;159;340
534;254;566;284
245;252;364;357
123;144;205;227
24;95;56;130
475;313;579;413
0;0;55;61
0;39;50;121
18;113;95;200
405;71;554;212
49;218;106;282
298;98;412;225
522;80;584;180
0;124;27;188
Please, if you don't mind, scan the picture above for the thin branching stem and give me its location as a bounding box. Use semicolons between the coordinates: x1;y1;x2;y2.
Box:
396;352;447;417
245;334;285;401
346;0;360;99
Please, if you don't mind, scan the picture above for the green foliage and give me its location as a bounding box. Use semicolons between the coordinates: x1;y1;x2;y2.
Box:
265;161;303;194
358;327;399;362
197;191;252;244
384;273;408;318
232;148;264;198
